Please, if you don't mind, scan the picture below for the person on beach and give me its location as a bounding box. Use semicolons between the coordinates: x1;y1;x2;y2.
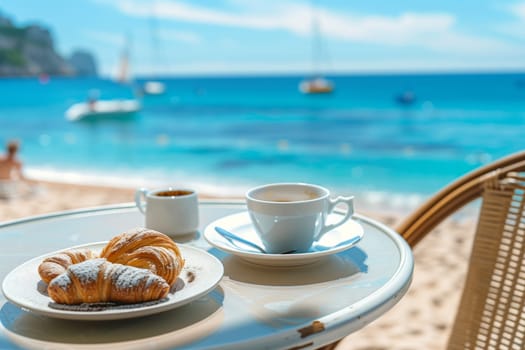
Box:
0;140;25;181
87;89;99;111
0;140;38;199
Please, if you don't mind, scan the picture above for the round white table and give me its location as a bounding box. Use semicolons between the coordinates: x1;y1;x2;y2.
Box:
0;200;413;350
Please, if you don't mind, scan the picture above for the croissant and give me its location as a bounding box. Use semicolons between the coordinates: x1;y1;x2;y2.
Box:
47;258;170;305
38;248;98;284
100;228;184;286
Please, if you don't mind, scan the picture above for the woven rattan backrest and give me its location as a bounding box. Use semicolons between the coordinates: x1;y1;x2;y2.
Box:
447;173;525;350
319;154;525;350
397;151;525;247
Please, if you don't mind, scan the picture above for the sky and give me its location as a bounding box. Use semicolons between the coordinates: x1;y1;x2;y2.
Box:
1;0;525;77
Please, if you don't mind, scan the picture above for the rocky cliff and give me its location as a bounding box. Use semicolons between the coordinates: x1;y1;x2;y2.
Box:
68;50;98;76
0;12;97;77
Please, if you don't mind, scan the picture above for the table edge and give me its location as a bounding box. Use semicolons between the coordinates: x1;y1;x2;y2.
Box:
0;199;244;229
0;200;414;350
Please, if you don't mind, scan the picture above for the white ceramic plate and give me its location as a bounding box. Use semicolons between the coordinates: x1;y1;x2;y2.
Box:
204;211;364;267
1;243;223;321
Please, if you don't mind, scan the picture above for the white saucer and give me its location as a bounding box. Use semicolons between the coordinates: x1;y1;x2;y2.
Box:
204;211;364;267
1;242;223;321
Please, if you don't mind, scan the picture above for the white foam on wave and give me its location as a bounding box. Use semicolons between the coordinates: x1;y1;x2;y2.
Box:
339;189;426;216
25;165;483;227
25;166;249;198
26;167;149;189
26;166;449;216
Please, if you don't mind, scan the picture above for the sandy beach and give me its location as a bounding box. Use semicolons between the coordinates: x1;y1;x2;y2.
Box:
0;180;477;350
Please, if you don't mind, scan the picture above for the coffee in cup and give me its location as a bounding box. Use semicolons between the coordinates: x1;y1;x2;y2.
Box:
246;183;354;254
135;187;199;236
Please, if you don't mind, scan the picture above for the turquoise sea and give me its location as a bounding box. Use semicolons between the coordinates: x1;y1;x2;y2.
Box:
1;72;525;210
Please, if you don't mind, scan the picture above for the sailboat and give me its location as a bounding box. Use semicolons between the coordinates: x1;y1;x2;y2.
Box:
299;3;334;94
142;12;167;96
65;41;141;122
299;76;334;94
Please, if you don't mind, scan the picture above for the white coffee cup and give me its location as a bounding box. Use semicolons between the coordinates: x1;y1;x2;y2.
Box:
135;187;199;236
246;183;354;254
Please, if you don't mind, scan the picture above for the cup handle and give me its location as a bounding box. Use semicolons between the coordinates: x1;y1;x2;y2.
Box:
317;196;354;239
135;188;148;214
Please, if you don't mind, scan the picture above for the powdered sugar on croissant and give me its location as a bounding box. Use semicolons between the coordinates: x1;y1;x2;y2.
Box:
100;228;185;286
48;259;170;304
38;248;98;284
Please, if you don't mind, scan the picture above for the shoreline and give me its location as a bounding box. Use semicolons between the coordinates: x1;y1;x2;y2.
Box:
0;179;236;223
0;180;135;223
23;167;440;217
0;178;478;350
0;178;426;225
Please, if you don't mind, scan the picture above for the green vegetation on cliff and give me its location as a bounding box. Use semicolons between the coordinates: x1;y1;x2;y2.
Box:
0;12;86;76
0;48;24;66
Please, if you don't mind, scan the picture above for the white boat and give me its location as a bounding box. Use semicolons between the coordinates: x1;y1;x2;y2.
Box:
142;81;166;95
65;99;141;121
66;39;141;122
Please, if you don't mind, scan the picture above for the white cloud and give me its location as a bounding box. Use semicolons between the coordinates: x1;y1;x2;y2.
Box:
100;0;517;55
510;1;525;18
158;29;201;44
498;2;525;39
88;0;525;74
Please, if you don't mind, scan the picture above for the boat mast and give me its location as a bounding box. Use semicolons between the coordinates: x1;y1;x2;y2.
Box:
310;2;323;79
149;3;161;76
117;35;132;84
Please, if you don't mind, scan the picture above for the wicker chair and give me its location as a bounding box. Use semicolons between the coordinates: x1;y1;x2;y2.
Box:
399;150;525;349
323;150;525;350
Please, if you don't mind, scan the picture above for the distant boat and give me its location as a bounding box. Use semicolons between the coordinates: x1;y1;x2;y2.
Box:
65;99;141;122
395;91;417;106
299;77;334;94
65;39;141;122
116;40;132;85
142;80;166;95
299;2;334;95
